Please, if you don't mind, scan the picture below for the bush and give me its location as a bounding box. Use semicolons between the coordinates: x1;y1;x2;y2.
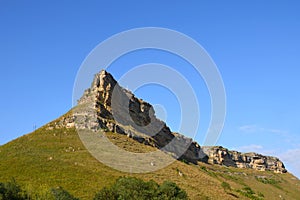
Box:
50;187;79;200
0;179;27;200
94;177;189;200
93;187;118;200
0;179;80;200
236;186;263;200
243;186;255;195
221;182;231;191
255;177;281;188
158;181;188;199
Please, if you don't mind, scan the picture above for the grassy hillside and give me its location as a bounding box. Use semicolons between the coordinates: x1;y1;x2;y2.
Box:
0;111;299;199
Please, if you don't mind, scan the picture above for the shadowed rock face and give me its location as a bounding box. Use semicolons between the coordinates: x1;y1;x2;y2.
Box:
70;69;287;173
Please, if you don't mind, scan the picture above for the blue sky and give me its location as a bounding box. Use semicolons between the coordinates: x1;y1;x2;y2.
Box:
1;1;300;178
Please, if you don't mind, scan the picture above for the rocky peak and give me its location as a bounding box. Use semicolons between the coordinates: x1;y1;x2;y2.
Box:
78;70;159;129
75;70;201;163
93;70;117;111
73;69;287;173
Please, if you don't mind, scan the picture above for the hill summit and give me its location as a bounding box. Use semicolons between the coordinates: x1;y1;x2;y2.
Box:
1;69;299;199
62;69;287;174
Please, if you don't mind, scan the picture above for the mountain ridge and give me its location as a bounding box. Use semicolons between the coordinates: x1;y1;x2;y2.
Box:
69;69;287;174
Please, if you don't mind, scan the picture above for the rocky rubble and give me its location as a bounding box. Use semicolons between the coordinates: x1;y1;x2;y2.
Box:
65;69;287;173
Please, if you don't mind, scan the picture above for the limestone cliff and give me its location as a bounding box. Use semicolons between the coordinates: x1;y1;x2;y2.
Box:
75;70;202;164
202;146;286;173
68;69;287;173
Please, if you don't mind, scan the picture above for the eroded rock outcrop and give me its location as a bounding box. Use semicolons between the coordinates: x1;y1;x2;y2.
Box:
67;69;287;173
202;146;287;173
74;70;202;164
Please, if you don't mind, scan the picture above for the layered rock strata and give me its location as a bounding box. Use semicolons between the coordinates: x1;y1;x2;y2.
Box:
202;146;286;173
65;69;287;173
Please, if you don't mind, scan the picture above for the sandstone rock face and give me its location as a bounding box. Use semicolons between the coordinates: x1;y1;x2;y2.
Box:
202;146;287;173
66;69;287;173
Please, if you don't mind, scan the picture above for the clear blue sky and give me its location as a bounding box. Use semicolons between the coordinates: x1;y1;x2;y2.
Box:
1;1;300;178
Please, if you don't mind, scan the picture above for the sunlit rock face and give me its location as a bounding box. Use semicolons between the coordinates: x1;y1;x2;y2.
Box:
65;69;287;173
202;146;287;173
75;70;202;164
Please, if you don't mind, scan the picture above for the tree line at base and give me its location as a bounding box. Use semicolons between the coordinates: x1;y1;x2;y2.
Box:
0;177;189;200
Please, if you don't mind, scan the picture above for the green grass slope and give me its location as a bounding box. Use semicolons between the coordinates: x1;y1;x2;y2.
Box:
0;111;300;199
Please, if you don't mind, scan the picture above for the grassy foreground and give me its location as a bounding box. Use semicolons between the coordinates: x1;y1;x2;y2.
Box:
0;112;299;199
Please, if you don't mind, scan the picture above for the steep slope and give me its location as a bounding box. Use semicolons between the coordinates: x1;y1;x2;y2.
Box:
0;114;300;199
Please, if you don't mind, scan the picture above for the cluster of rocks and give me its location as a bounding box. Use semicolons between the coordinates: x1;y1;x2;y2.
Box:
46;115;75;130
202;146;287;173
68;69;287;173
